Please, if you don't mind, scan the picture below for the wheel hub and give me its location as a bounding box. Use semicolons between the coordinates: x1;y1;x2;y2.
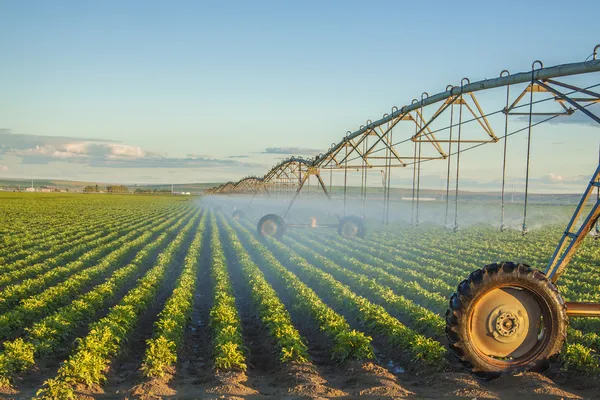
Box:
341;222;358;238
470;287;543;359
261;220;277;236
494;311;520;338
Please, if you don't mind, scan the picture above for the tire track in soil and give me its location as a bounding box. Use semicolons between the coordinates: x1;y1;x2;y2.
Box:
97;216;200;398
8;223;181;400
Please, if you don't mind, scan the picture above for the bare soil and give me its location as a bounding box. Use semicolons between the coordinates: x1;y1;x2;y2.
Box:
4;364;596;399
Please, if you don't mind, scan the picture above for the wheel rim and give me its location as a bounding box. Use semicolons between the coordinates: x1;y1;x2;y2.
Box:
341;221;359;238
469;286;549;366
261;220;278;236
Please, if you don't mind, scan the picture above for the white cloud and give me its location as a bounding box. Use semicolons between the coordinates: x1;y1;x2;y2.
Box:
106;143;146;158
0;165;8;172
16;145;87;159
548;173;564;182
535;173;588;185
64;143;90;154
1;130;263;170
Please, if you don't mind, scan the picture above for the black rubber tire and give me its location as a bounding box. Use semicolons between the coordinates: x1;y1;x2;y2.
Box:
257;214;286;239
232;210;245;220
338;216;366;239
445;262;567;379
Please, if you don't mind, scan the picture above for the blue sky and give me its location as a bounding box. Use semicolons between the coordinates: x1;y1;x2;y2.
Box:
0;0;599;191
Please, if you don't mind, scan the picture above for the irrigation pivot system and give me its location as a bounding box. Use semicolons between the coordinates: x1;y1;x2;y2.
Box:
207;45;600;377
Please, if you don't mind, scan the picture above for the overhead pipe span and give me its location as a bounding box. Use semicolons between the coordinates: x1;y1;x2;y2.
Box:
207;48;600;194
316;59;600;167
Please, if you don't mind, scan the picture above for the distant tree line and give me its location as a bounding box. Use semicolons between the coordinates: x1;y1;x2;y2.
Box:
83;185;100;193
83;184;130;193
107;185;129;193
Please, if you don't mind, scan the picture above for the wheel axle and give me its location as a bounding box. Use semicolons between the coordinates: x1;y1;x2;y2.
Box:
565;301;600;317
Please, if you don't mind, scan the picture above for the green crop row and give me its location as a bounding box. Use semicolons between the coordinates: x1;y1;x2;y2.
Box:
278;226;448;315
288;231;445;338
0;211;191;387
232;220;374;363
219;214;309;364
0;209;182;316
0;198;175;265
352;235;458;288
0;209;190;339
34;209;200;399
313;229;456;295
256;227;446;367
208;213;246;372
0;194;183;252
0;205;118;257
368;226;600;372
141;211;208;379
0;207;147;267
0;207;176;287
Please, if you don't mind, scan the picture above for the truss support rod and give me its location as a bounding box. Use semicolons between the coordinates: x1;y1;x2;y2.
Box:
535;80;600;125
413;96;457;140
545;79;600;99
283;172;310;219
315;173;331;200
249;191;258;205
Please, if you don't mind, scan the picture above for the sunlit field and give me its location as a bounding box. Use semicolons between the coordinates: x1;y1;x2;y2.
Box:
1;192;598;399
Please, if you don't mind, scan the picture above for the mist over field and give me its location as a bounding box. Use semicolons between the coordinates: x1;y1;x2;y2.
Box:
204;194;578;232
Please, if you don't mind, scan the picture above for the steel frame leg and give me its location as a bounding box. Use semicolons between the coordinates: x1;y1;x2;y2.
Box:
545;164;600;282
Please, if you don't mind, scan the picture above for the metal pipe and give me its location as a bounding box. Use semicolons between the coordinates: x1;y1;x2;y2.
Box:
316;59;600;166
565;302;600;318
208;51;600;195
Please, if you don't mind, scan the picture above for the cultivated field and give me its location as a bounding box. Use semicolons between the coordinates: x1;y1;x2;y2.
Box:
0;193;599;399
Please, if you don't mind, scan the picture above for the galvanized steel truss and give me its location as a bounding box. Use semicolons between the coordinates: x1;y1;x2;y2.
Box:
207;45;600;229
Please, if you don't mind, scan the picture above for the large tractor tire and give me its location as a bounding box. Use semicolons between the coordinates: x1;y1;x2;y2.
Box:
446;262;567;379
338;216;366;239
257;214;286;239
232;210;245;221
